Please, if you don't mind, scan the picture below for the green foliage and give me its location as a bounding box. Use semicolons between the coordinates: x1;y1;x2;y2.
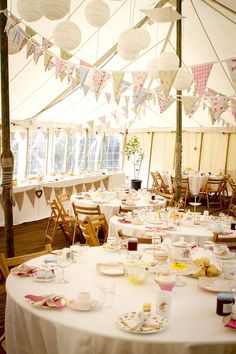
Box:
125;136;144;179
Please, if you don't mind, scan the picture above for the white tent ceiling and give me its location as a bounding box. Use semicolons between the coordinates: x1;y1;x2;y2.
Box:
1;0;236;131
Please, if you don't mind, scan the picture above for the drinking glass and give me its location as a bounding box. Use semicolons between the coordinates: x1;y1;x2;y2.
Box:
56;253;72;283
154;271;176;291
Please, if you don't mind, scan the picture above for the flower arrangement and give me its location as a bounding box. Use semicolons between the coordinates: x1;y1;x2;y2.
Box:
125;136;144;180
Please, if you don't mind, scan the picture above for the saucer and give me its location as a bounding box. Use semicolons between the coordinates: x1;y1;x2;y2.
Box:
68;299;101;311
96;262;124;276
117;312;168;334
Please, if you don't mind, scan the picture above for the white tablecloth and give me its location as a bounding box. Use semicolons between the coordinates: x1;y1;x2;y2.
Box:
70;193;166;222
5;247;236;354
161;173;210;196
0;173;125;226
109;215;216;247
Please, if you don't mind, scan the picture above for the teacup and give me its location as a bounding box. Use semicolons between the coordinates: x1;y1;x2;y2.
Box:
77;290;91;306
222;260;236;280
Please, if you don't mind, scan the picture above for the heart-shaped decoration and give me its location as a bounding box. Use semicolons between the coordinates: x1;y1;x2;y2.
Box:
35;189;43;198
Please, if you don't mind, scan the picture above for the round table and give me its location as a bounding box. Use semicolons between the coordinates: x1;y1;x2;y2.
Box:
5;247;236;354
70;192;166;221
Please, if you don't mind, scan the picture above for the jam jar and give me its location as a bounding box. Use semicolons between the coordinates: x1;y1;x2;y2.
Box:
128;238;138;251
216;293;235;316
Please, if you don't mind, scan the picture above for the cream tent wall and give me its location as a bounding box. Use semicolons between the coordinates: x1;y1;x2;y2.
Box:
124;131;236;188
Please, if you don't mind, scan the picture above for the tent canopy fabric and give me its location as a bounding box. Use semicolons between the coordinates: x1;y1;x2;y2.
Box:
1;0;236;131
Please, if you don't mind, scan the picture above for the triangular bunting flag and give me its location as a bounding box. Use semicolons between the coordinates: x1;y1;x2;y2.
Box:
26;39;34;58
182;96;199;117
54;187;63;196
72;67;80;88
55;57;66;79
134;88;148;108
20;132;26;140
98;116;106;124
60;49;72;61
191;63;213;96
87;120;94;131
25;26;37;38
43;187;53;202
26;188;36;208
93;70;110;101
65;186;74;196
159;70;177;96
14;192;24;211
75;184;83;193
112;72;124;104
142;7;184;23
44;52;54;71
33;44;43;64
42;38;53;49
231;99;236;122
93;180;101;190
85;182;92;191
83;84;90;96
226;58;236;92
132;72;148;101
80;59;91;88
208;95;230;121
82;184;87;192
66;63;75;84
101;176;109;190
156;87;175;113
105;92;111;104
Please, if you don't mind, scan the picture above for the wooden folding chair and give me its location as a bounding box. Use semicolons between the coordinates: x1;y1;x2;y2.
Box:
78;214;108;247
118;230;152;244
119;205;136;213
55;192;70;216
203;178;224;210
72;203;101;244
228;177;236;216
212;232;236;250
0;244;52;280
151;172;169;194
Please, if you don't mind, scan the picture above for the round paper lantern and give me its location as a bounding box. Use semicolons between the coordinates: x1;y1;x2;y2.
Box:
85;0;110;27
17;0;42;22
138;29;151;49
157;51;179;71
173;68;193;91
8;29;21;55
40;0;70;20
117;43;139;61
147;58;160;79
53;21;81;51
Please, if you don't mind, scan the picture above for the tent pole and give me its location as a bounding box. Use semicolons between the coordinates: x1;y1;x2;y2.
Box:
175;0;183;201
0;0;14;256
224;133;230;175
147;132;154;189
198;132;203;172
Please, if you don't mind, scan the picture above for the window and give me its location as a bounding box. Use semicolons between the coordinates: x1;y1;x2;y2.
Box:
102;135;122;172
66;132;77;173
87;135;98;172
53;131;67;174
11;132;20;178
27;130;47;176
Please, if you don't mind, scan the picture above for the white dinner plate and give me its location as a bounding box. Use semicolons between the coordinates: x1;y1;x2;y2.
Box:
117;312;168;334
198;277;236;293
67;299;101;311
96;262;124;276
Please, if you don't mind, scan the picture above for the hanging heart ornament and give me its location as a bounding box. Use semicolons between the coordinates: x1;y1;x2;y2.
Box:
35;189;43;198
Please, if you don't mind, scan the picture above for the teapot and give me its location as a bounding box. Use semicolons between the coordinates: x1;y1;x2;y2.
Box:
172;237;191;261
124;261;149;285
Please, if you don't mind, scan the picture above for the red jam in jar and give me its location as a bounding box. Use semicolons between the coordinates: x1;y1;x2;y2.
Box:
128;238;138;251
216;293;235;316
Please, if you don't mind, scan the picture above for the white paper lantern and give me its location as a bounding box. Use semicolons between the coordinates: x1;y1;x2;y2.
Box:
85;0;110;27
157;51;179;71
118;29;143;61
40;0;70;20
117;43;139;61
173;68;193;91
8;29;21;55
147;58;160;79
138;29;151;49
17;0;42;22
53;21;81;51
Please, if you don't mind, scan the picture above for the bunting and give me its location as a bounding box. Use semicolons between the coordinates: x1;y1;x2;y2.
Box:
80;59;91;88
14;192;24;211
112;72;124;104
156;87;175;113
192;64;213;96
26;188;36;207
75;184;83;193
226;58;236;92
208;95;230;121
182;96;199;117
132;72;148;101
54;187;63;196
159;70;177;97
93;180;101;190
85;182;92;191
43;187;53;202
93;70;110;101
65;186;74;196
231;99;236;122
101;176;109;190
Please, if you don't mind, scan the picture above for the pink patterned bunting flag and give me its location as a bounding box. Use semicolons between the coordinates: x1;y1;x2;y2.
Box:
105;93;111;104
55;57;66;79
42;38;53;49
156;87;175;113
132;72;148;101
208;94;230;121
226;58;236;91
33;44;43;64
231;99;236;122
66;63;75;84
191;63;213;96
98;116;106;124
93;70;110;101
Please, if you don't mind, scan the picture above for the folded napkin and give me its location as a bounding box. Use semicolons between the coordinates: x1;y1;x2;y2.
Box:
121;312;162;332
25;294;66;309
11;264;38;276
118;218;132;224
224;318;236;329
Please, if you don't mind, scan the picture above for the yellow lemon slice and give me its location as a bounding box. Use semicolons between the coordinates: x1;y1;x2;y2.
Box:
171;262;188;271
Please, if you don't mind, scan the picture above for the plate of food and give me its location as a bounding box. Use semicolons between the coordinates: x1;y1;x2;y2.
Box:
96;262;124;276
117;311;168;334
189;258;221;278
171;261;201;276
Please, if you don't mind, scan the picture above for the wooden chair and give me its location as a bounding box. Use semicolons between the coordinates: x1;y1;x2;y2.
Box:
119;205;136;213
72;203;101;244
151;171;169;194
118;230;152;244
212;232;236;250
44;199;75;244
55;192;70;216
203;178;224;210
78;214;108;247
228;177;236;216
155;191;175;207
0;244;53;280
171;176;190;209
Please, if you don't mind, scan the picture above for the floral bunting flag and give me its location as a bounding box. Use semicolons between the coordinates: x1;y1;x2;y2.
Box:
43;187;53;201
80;59;91;88
105;93;111;104
156;87;175;113
26;39;34;58
226;58;236;91
42;38;53;49
44;52;54;71
132;72;148;101
98;116;106;124
66;63;75;84
60;49;72;61
14;192;24;211
231;99;236;122
134;88;148;108
26;188;36;207
159;70;177;97
55;57;66;79
93;70;110;101
191;63;213;96
208;95;230;121
10;14;21;25
182;96;199;117
4;16;14;34
112;72;124;104
33;44;43;64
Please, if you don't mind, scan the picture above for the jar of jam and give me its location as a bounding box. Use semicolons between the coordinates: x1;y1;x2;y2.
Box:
216;293;235;316
128;238;138;251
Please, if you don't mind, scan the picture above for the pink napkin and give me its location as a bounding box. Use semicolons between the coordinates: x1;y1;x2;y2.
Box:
118;218;132;224
224;318;236;329
11;264;38;276
25;294;65;308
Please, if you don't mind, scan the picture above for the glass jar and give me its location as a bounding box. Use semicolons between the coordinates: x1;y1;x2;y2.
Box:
216;292;235;316
128;238;138;251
